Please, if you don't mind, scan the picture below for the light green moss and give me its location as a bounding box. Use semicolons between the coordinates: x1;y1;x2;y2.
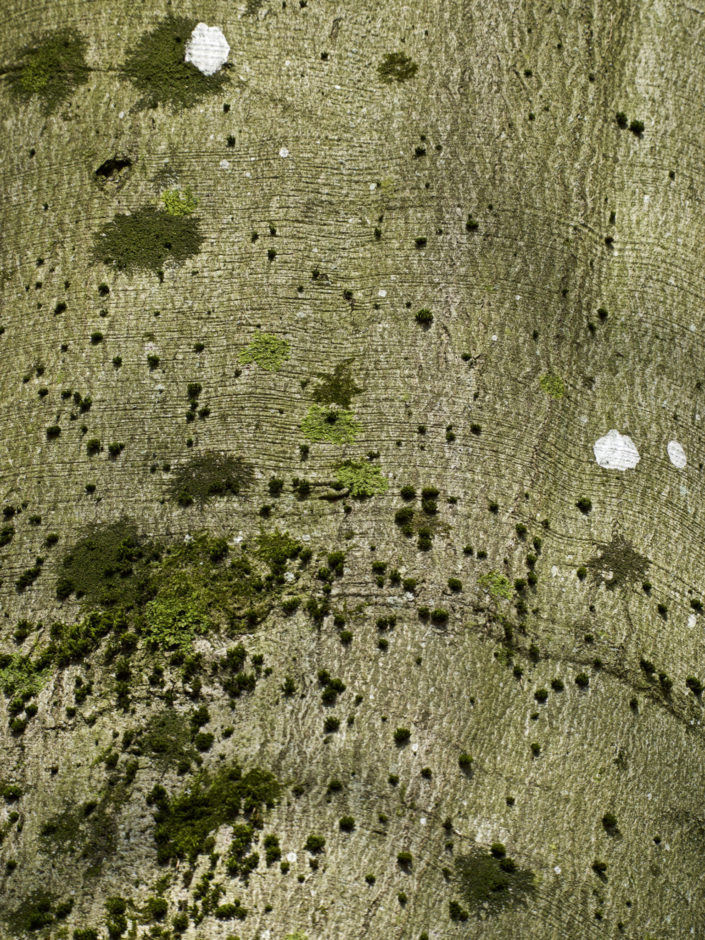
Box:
161;187;197;216
238;334;290;372
335;460;388;497
478;571;513;600
539;373;565;399
142;595;212;651
301;405;361;443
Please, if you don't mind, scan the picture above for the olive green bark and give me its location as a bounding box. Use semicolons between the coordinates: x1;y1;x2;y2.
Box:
0;1;704;938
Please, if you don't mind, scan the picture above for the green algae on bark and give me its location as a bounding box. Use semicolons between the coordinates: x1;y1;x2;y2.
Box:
123;16;229;108
92;206;204;274
335;460;388;497
8;28;88;113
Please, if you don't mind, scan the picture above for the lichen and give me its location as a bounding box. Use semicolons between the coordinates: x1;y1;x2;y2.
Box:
8;28;88;113
301;405;361;443
478;571;513;600
238;333;290;372
334;460;388;497
160;187;197;216
539;373;565;399
123;16;229;109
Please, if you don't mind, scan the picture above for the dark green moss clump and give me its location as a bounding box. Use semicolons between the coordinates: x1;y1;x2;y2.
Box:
92;206;204;274
377;52;418;83
169;452;253;506
8;28;88;113
148;763;280;864
124;16;229;108
453;849;535;917
56;521;159;606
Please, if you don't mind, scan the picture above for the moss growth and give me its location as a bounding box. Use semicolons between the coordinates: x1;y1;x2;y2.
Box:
377;52;418;83
539;373;565;399
57;521;158;607
238;333;290;372
149;762;280;864
312;360;362;408
142;594;212;651
334;460;388;497
138;712;194;766
301;405;361;443
8;28;88;113
478;571;513;600
161;187;198;216
169;452;253;506
92;206;203;274
123;16;228;108
0;653;47;699
453;849;535;916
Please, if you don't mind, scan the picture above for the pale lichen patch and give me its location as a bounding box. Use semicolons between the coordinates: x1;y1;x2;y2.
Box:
667;440;686;468
184;23;230;76
593;430;640;470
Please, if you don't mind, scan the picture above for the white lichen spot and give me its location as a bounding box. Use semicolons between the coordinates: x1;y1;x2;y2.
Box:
184;23;230;76
378;289;387;297
279;147;290;158
667;440;686;468
286;852;297;863
688;614;697;629
593;429;640;470
554;865;561;874
219;159;230;169
420;817;427;826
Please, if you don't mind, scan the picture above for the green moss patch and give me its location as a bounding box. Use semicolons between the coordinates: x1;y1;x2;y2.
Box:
124;16;228;108
92;206;203;274
0;653;47;698
452;850;535;916
8;28;88;113
478;571;513;600
377;52;418;83
312;360;363;408
161;187;197;216
238;333;290;372
539;373;565;399
56;521;159;607
301;405;361;443
138;711;195;766
169;452;254;506
335;460;388;498
149;762;280;864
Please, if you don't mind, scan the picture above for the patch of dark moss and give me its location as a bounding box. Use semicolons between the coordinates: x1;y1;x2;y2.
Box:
587;535;649;589
137;710;195;767
5;891;61;934
377;51;418;83
148;762;280;864
169;452;253;506
8;28;88;113
453;849;535;916
123;16;229;108
312;359;363;408
56;521;159;607
39;793;121;877
92;206;204;274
